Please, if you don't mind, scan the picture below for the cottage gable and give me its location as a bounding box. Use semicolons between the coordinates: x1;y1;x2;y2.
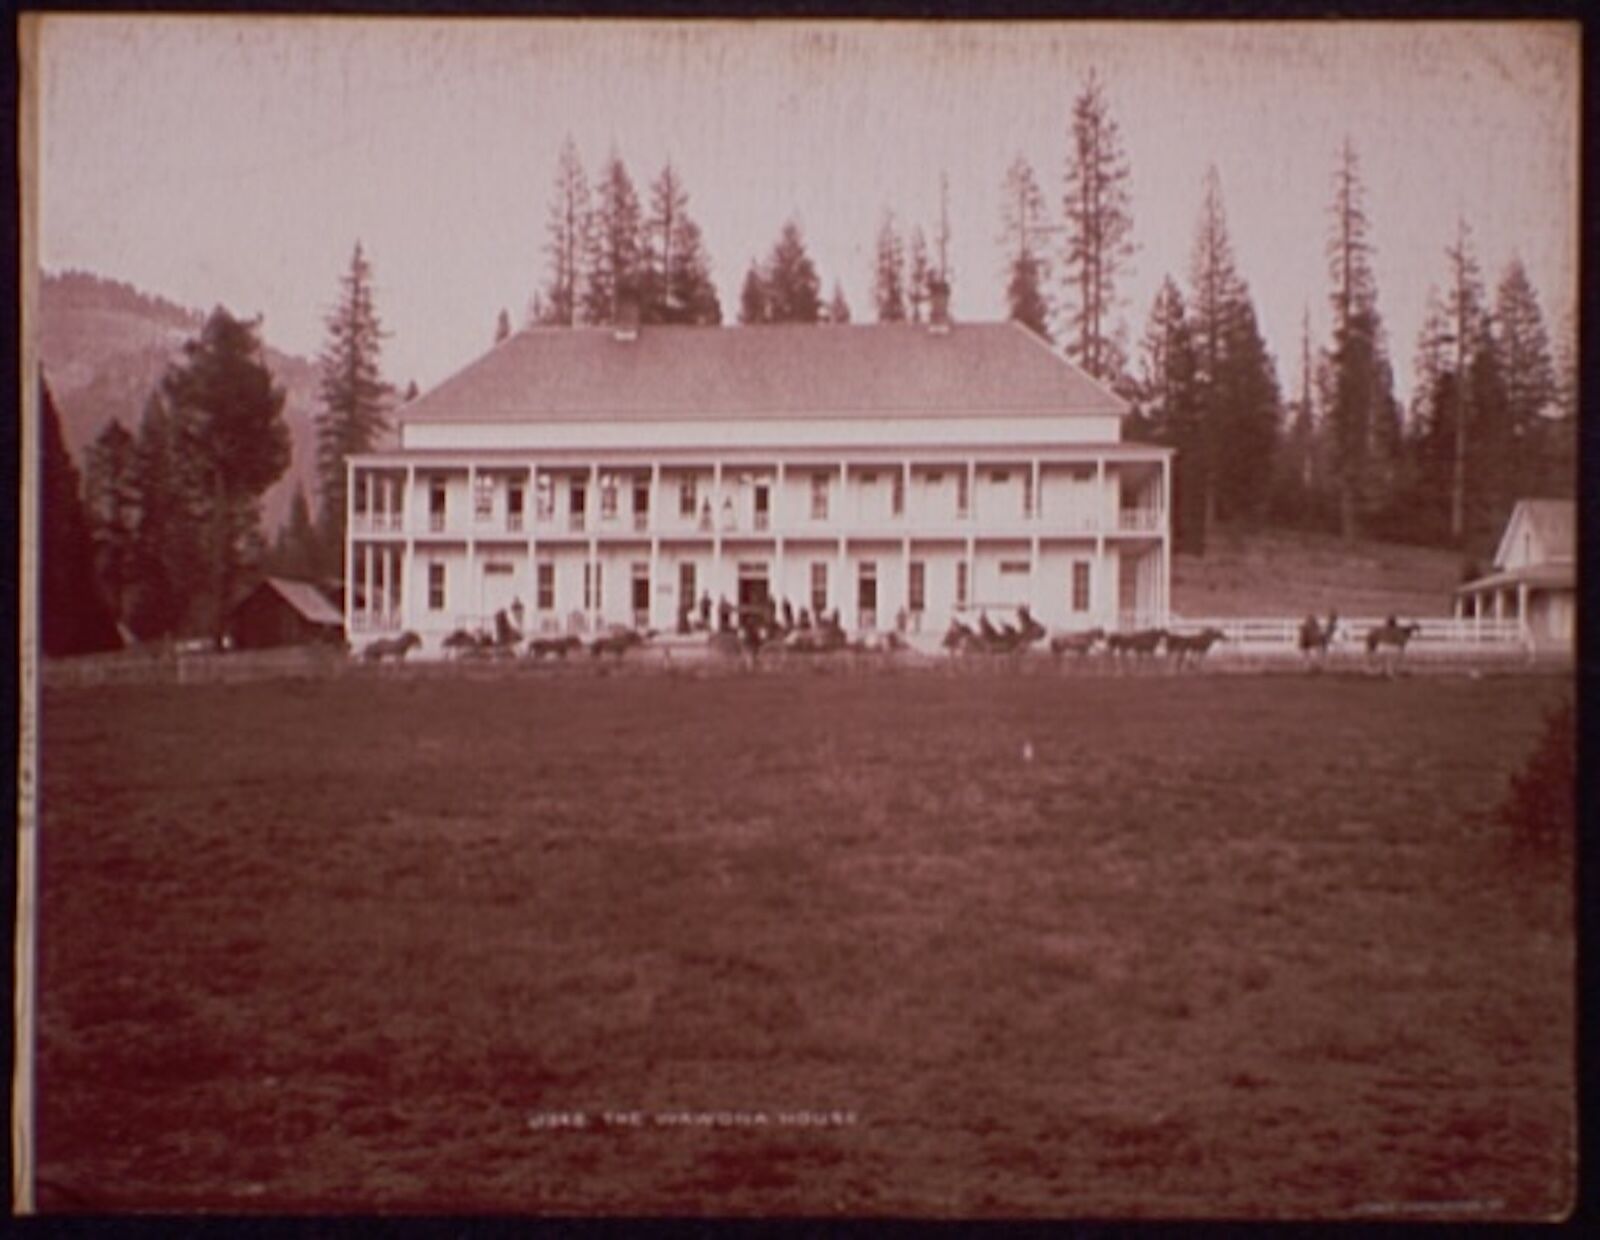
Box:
1495;500;1575;572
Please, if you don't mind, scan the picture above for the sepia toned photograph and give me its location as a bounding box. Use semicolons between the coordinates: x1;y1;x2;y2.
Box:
17;15;1578;1220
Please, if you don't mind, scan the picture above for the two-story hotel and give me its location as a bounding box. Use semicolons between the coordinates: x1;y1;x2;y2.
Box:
345;305;1171;655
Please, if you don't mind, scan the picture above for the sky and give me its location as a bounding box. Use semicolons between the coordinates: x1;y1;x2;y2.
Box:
29;17;1579;409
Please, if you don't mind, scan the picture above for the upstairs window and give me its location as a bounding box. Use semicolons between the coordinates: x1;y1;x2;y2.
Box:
679;476;698;517
892;472;905;517
473;474;494;521
600;474;619;519
536;474;554;518
957;470;969;518
811;473;830;520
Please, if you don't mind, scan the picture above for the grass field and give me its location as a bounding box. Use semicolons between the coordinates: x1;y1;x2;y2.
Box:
35;667;1574;1219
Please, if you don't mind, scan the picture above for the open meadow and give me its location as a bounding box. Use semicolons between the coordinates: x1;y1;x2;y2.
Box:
34;666;1574;1219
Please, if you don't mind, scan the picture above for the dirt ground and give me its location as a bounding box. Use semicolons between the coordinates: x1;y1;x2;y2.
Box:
33;666;1574;1219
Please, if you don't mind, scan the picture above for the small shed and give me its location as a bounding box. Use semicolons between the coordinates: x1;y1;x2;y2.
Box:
1455;499;1574;650
227;577;345;650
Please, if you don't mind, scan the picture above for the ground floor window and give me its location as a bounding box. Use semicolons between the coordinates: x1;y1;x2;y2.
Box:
679;562;697;610
909;560;925;612
1072;561;1091;613
537;562;554;611
810;562;828;617
584;562;602;612
858;561;878;628
956;560;968;607
428;562;445;611
631;563;650;624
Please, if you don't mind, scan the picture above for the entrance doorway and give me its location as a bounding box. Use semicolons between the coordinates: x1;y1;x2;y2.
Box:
737;562;771;617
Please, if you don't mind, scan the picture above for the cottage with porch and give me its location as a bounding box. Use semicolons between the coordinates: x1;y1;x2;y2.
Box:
1455;499;1575;652
344;301;1172;656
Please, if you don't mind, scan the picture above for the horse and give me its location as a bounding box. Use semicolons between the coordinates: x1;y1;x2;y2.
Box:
1165;627;1225;670
1366;617;1421;674
1106;628;1167;667
1050;627;1105;663
948;606;1046;657
590;627;650;660
1298;612;1339;667
441;628;487;659
362;631;420;663
526;634;583;660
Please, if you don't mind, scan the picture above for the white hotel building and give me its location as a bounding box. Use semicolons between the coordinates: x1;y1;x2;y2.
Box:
345;311;1172;654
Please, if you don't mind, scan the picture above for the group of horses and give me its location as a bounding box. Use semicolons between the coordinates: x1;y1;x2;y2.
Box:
360;604;1430;673
1297;611;1424;672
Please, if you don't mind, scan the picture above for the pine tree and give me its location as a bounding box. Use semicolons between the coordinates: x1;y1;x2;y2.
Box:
642;163;721;325
127;393;205;638
1062;69;1136;382
495;308;512;344
583;150;645;325
1324;139;1396;540
84;416;139;627
542;136;591;326
739;261;769;325
762;221;822;324
873;210;907;323
40;375;120;655
827;281;852;325
1492;258;1557;497
164;307;291;645
1000;154;1052;341
935;170;954;297
1213;289;1283;527
907;226;931;323
270;484;321;580
1187;166;1242;544
1440;217;1486;542
315;242;393;570
1136;277;1202;551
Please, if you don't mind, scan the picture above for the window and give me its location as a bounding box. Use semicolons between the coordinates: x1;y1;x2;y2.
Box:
601;474;618;519
631;563;650;620
991;470;1010;484
679;562;696;611
860;471;878;485
957;470;969;518
507;485;524;531
1072;561;1091;613
956;561;969;607
754;484;770;531
1000;560;1031;575
1023;470;1034;518
570;480;587;530
810;562;828;617
428;562;445;611
679;476;697;517
537;562;554;611
536;474;554;518
909;561;925;612
927;471;944;484
474;473;494;520
811;473;829;520
429;480;446;531
584;562;603;611
892;471;905;517
634;480;650;515
353;476;368;516
485;561;514;576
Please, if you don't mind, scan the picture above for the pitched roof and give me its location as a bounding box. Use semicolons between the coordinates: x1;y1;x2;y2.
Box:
1497;498;1575;567
1457;562;1574;594
251;577;344;627
399;322;1126;425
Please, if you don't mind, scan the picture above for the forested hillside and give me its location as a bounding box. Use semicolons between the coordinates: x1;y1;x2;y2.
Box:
38;270;322;534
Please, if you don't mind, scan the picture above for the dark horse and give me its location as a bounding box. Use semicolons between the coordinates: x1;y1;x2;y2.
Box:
1049;627;1105;662
363;631;420;662
590;627;651;660
1366;616;1421;672
1298;612;1339;666
946;607;1046;656
1165;627;1225;670
527;634;584;660
1106;628;1167;662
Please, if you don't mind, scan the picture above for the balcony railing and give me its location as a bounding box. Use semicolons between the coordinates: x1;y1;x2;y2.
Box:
634;510;649;532
569;512;586;532
1117;508;1162;532
507;513;523;533
352;512;405;533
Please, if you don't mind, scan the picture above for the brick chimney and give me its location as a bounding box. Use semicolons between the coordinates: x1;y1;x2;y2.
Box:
927;279;950;334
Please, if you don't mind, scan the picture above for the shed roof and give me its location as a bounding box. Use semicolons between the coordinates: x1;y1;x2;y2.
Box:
398;321;1127;425
245;577;344;627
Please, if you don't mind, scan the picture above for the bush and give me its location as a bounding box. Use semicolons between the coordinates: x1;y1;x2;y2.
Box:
1499;698;1576;852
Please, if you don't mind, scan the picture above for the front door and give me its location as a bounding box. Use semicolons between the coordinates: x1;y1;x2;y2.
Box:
737;563;770;617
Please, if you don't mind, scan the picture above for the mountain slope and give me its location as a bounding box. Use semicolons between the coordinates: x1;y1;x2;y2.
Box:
38;270;324;533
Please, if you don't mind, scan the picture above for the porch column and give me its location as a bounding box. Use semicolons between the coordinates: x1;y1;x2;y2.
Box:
838;460;849;625
1161;455;1172;624
1517;582;1529;632
965;534;975;612
650;462;661;537
713;461;724;607
466;538;477;628
343;460;355;637
966;458;976;523
1030;458;1040;522
1495;590;1505;621
362;542;374;628
405;464;416;535
1096;457;1107;532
